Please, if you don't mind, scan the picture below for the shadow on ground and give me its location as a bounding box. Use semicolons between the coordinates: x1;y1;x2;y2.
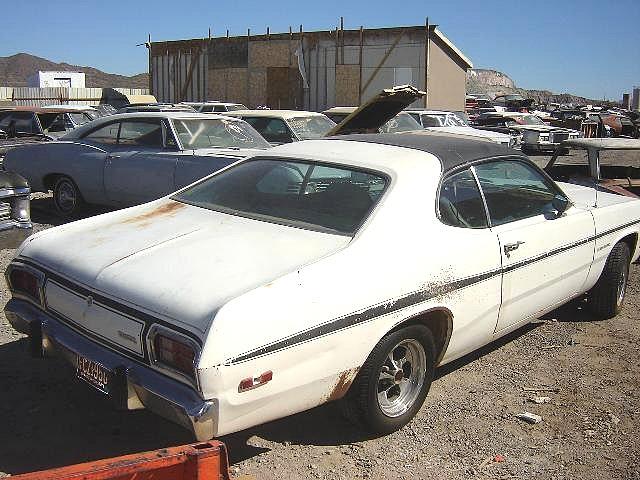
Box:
0;302;594;472
30;196;112;227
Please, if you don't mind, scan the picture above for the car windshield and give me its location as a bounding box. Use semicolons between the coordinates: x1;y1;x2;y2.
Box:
443;114;468;127
172;158;388;234
380;113;422;133
285;115;336;140
172;118;270;150
69;112;91;125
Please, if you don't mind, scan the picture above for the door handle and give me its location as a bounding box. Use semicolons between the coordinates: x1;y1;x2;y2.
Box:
105;154;121;159
504;241;526;257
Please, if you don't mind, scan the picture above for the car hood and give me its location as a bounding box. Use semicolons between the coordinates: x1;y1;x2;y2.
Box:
19;199;350;335
327;85;425;136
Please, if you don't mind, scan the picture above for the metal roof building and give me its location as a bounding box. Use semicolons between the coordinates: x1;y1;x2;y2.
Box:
148;23;473;112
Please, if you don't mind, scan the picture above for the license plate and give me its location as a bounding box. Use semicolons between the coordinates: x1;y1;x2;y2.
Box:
76;353;112;394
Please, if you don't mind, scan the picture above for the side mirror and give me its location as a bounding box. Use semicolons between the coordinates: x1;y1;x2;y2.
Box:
551;194;570;216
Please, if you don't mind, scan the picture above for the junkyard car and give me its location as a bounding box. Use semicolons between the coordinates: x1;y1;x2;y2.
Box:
3;112;270;215
0;171;31;248
5;133;640;440
545;138;640;198
226;110;336;145
474;112;581;152
323;108;421;133
406;109;516;147
0;106;94;139
181;102;248;113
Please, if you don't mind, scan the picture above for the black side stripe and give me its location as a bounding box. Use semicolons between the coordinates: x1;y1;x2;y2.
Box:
227;268;500;365
227;218;640;364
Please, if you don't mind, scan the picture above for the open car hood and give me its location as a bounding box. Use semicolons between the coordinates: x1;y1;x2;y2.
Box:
327;85;425;136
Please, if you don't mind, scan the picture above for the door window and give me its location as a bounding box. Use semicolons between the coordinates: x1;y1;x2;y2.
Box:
438;169;488;228
83;122;120;144
474;160;560;226
118;120;163;147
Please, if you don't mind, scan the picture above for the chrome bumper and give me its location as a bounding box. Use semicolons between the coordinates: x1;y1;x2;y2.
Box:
0;222;32;249
4;298;218;441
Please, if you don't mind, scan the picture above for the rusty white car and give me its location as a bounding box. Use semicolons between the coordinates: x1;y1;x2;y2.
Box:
5;133;640;440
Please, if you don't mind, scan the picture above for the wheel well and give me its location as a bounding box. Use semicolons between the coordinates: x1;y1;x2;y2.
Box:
619;233;638;260
43;173;63;190
389;308;453;366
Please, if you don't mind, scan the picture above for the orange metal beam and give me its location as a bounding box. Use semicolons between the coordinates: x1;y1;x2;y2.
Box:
12;441;231;480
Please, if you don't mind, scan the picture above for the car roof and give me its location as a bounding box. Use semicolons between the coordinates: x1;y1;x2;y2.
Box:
61;112;241;139
404;109;451;115
323;107;357;114
0;106;91;114
226;110;328;119
323;132;521;173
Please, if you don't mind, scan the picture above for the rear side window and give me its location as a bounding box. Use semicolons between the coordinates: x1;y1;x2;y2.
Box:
173;159;388;235
0;112;38;134
474;160;558;226
119;120;163;147
439;169;488;228
83;122;119;144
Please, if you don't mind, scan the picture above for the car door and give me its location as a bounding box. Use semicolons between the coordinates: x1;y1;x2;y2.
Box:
474;158;595;333
103;118;178;205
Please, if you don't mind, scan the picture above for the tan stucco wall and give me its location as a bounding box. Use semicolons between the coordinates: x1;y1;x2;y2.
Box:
426;38;467;111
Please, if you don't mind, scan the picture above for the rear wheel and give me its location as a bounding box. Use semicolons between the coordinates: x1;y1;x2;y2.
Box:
341;325;435;434
53;176;84;217
588;242;630;319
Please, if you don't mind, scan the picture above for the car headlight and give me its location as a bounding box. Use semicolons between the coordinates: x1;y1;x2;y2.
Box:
11;195;30;222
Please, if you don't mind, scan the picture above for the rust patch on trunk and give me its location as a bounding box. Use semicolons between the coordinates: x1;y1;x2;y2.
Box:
327;367;359;402
121;201;186;227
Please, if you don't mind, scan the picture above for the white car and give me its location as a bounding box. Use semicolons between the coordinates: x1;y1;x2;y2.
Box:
5;133;640;440
406;109;517;147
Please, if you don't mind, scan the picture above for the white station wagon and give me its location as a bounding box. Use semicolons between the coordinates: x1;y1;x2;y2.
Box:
5;133;640;440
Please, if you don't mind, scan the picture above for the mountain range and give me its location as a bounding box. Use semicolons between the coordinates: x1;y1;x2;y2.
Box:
0;53;148;88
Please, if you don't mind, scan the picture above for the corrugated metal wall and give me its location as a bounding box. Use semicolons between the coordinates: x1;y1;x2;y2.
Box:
151;43;208;103
0;87;149;106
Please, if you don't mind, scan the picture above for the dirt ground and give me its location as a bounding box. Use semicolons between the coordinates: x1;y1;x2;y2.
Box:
1;156;640;479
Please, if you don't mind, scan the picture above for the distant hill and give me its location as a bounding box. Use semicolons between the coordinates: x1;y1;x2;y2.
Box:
0;53;148;88
466;68;610;106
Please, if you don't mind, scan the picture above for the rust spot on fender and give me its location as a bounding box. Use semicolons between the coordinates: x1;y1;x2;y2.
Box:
327;367;359;402
121;201;186;227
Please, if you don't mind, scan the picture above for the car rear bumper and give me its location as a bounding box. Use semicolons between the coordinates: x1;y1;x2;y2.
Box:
0;222;32;249
4;298;218;441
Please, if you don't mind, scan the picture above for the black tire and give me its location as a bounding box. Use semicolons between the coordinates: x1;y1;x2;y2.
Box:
53;176;84;217
588;242;630;319
341;324;435;434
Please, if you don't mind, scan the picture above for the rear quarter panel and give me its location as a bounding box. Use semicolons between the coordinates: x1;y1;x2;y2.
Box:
583;192;640;290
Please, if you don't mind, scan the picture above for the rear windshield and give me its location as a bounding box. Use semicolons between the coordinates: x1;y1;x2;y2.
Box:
172;158;388;235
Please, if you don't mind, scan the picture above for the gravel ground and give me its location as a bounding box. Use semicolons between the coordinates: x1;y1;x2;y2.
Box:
1;157;639;479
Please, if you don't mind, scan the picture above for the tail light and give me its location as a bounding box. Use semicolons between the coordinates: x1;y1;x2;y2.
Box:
8;266;42;304
153;332;197;378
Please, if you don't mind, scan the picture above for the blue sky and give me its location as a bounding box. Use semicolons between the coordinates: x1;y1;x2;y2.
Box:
1;0;638;100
